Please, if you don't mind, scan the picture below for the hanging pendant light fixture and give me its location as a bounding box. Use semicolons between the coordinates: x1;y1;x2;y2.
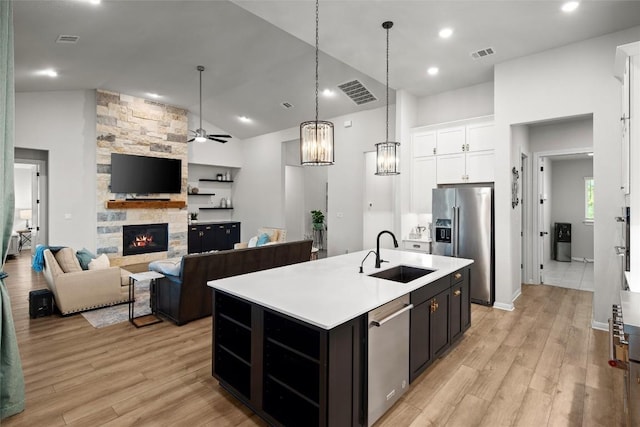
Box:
375;21;400;176
300;0;334;165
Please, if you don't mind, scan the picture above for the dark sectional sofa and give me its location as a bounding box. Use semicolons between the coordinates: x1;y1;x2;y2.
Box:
155;239;314;325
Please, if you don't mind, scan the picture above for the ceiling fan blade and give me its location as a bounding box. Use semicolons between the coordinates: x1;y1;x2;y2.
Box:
187;138;195;142
207;134;232;138
209;137;228;143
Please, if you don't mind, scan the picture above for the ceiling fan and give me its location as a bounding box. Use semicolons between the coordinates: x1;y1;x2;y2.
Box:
188;65;232;143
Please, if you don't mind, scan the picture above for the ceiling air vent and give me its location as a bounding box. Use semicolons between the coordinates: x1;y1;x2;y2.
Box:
56;35;80;44
281;102;294;109
338;80;377;105
470;47;495;60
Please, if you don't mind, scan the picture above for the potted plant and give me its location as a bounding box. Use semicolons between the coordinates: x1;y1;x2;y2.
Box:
311;210;325;230
189;212;198;224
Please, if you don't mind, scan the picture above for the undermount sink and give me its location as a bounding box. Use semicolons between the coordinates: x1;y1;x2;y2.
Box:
368;265;436;283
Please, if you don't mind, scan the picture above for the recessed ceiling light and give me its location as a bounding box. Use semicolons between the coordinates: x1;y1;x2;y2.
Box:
587;152;594;156
147;93;161;99
438;28;453;39
561;1;579;12
322;88;335;97
38;69;58;77
427;67;439;76
88;0;101;5
239;116;252;123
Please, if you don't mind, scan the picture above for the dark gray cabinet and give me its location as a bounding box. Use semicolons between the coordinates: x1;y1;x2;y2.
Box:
409;267;470;383
188;221;240;253
450;269;471;342
212;290;364;427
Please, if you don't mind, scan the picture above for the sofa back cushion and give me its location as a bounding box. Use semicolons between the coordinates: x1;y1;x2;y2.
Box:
54;247;82;273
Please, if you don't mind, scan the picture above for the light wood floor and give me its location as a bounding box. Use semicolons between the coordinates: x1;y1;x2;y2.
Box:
2;252;624;426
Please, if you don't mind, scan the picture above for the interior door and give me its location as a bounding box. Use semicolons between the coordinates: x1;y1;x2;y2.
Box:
537;157;549;284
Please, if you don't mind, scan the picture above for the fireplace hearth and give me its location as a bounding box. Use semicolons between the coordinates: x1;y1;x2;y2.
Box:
123;223;169;256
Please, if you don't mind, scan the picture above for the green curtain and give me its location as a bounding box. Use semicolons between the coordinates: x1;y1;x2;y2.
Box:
0;0;26;419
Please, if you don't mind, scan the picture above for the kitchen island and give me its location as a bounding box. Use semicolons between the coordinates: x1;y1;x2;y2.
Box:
208;249;473;426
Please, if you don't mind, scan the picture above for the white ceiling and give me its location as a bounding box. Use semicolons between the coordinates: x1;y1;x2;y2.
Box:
13;1;640;140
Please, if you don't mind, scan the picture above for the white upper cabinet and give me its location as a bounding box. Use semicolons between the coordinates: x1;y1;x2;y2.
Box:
436;126;466;155
411;116;495;199
411;156;437;213
412;131;437;157
466;122;496;152
621;56;631;195
465;150;495;183
436;153;466;184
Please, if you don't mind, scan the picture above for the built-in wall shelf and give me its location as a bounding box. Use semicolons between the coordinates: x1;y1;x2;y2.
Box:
199;179;234;183
106;200;186;209
188;192;217;196
199;207;234;210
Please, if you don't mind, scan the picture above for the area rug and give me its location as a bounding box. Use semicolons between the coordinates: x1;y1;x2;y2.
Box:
81;280;151;328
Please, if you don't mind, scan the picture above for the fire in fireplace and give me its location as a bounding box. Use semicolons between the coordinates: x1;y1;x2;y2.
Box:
122;223;169;256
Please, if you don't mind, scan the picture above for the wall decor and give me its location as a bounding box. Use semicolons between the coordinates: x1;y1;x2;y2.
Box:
511;166;520;209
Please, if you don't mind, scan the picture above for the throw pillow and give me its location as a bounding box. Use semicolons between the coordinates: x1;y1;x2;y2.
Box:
76;248;96;270
54;247;82;273
256;233;270;247
258;228;276;242
247;236;259;248
88;253;111;270
149;257;183;277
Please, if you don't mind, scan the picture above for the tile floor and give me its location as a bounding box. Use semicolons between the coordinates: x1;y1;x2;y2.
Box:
543;259;594;291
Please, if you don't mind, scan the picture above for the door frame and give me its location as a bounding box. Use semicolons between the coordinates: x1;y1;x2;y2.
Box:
531;147;593;284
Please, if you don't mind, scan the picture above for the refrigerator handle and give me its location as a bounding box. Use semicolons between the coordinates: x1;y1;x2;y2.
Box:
453;206;459;257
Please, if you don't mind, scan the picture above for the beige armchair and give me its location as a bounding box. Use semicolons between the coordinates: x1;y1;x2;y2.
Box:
234;227;287;249
42;249;130;315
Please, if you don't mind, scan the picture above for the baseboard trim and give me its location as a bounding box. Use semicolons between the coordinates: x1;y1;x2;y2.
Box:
591;320;608;331
493;301;515;311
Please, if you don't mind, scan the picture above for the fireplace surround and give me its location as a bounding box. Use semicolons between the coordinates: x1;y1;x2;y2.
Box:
122;223;169;256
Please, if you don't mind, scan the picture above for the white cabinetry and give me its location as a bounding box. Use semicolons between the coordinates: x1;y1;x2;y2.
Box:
436;127;465;155
410;117;495;213
412;131;437;157
434;119;495;184
616;45;635;196
411;131;437;213
411;156;437;212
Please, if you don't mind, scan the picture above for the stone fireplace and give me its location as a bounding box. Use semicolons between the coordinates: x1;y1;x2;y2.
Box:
95;89;189;266
122;223;169;256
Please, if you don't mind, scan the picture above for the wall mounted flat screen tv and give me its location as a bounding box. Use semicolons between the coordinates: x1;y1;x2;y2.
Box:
110;153;182;194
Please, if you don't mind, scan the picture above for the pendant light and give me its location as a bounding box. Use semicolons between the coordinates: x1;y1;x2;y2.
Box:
300;0;334;165
375;21;400;175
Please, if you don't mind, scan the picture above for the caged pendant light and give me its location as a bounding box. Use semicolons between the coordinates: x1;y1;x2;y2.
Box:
300;0;334;165
375;21;400;176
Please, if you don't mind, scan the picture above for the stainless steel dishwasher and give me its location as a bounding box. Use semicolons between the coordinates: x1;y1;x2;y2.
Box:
367;295;413;426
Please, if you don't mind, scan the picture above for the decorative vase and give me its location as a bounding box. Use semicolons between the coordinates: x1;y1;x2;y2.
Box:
313;222;323;230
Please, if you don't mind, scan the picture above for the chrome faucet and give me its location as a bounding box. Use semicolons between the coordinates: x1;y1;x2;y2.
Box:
376;230;398;268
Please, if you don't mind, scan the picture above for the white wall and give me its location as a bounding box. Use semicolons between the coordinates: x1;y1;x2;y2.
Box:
551;158;594;260
494;25;640;324
15;90;97;250
235;105;391;255
416;82;494;127
529;116;594;152
187;114;243;168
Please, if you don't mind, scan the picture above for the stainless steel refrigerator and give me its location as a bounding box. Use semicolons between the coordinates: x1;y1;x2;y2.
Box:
432;186;494;306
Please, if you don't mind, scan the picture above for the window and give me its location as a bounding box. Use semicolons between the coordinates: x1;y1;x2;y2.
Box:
584;177;594;221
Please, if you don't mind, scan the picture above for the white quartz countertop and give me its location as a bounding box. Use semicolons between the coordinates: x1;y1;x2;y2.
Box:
207;249;473;330
621;289;640;329
625;271;639;293
403;237;432;243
